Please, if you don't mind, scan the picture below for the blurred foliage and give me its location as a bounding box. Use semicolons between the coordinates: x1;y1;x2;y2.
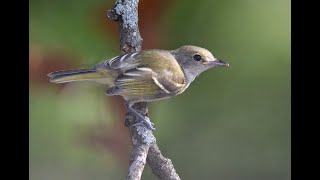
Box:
29;0;290;179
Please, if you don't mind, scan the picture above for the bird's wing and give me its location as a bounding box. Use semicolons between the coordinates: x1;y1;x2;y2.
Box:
94;52;141;70
112;66;160;96
105;50;186;97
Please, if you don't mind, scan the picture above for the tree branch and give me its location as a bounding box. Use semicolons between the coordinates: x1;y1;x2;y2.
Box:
147;144;181;180
107;0;142;53
107;0;180;179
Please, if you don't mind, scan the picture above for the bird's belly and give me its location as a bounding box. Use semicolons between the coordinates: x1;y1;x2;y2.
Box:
123;92;176;104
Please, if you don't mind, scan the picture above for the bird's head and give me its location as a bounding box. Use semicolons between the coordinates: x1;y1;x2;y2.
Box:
171;45;229;81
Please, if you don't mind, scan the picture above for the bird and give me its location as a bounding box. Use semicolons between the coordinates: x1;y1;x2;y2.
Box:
48;45;229;130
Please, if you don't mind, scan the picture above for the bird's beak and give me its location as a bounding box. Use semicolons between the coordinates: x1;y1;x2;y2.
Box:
206;59;229;67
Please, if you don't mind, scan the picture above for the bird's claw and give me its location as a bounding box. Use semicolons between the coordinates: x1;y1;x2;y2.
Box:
125;101;156;131
142;119;155;130
131;120;155;131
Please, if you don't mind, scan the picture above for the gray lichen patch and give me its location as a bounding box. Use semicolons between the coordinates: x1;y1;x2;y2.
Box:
136;126;156;145
114;0;139;29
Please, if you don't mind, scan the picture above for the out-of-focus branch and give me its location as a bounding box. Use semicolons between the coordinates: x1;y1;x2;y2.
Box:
107;0;180;179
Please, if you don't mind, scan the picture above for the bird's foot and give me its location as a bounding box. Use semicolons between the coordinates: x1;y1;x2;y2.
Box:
130;118;155;130
125;102;156;131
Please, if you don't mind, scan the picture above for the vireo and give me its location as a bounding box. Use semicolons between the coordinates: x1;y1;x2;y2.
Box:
48;45;229;130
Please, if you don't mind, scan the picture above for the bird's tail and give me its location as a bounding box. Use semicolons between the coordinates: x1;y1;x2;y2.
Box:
48;68;113;84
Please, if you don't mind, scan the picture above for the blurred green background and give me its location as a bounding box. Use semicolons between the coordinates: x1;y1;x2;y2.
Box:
29;0;290;179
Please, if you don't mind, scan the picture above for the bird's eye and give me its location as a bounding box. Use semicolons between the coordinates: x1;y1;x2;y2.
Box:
193;54;202;61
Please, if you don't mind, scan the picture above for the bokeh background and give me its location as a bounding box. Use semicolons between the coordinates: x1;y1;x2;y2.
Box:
29;0;291;179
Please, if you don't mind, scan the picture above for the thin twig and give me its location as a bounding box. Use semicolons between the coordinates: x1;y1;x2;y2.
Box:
107;0;180;179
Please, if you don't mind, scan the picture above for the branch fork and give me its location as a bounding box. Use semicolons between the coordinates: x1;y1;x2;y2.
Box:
107;0;180;179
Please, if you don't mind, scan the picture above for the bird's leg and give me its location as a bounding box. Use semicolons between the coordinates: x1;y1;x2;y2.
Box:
125;101;155;130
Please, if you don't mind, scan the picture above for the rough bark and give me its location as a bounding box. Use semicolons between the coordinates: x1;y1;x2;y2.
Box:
107;1;180;179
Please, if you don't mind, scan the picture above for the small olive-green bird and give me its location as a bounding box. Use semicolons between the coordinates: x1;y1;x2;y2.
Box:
48;45;229;130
